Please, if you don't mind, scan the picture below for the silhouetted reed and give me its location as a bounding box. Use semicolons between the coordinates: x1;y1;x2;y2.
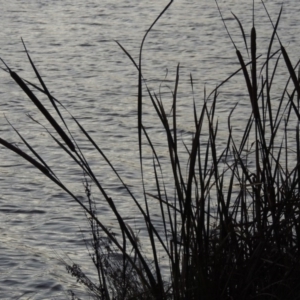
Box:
1;1;300;299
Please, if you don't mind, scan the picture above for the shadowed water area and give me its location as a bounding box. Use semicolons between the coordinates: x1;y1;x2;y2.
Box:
0;1;299;299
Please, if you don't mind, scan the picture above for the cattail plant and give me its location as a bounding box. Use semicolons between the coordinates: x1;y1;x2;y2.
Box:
1;1;300;299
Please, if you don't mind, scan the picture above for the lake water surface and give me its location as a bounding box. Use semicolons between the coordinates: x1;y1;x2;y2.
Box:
0;1;299;299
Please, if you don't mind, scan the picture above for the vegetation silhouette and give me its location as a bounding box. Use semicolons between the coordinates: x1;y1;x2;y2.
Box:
1;1;300;299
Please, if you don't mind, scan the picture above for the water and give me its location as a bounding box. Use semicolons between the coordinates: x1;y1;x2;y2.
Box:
0;1;299;298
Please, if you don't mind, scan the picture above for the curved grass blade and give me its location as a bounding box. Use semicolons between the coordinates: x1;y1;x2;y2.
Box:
232;12;249;57
21;38;67;128
0;58;75;152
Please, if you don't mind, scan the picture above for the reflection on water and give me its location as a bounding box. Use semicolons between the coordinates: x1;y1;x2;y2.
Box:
0;0;299;298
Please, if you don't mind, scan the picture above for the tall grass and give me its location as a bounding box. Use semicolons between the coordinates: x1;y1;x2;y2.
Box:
1;1;300;299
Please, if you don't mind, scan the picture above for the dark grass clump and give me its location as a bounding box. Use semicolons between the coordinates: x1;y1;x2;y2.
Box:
1;1;300;299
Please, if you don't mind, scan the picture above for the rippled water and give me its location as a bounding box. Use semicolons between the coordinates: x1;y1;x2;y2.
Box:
0;1;299;299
